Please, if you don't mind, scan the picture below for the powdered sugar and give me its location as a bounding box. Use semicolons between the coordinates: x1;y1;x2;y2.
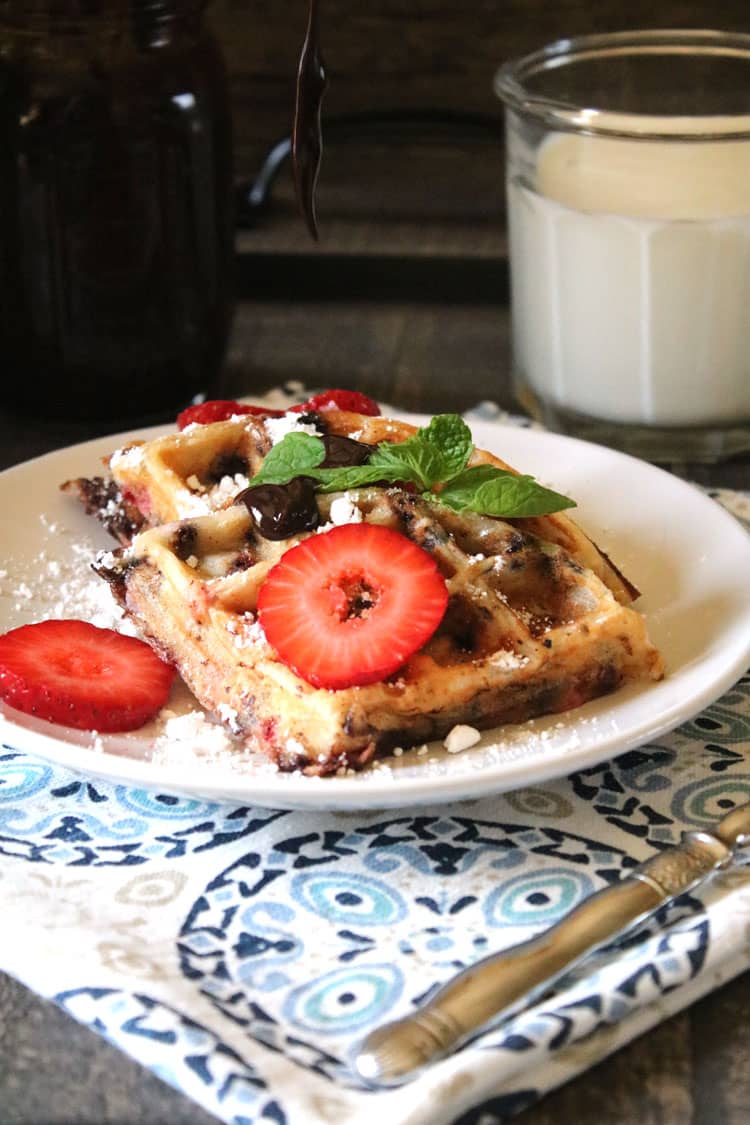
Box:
491;651;531;672
109;443;143;471
217;703;242;733
152;710;237;760
264;412;323;445
173;488;211;518
175;472;251;518
94;549;120;572
0;516;134;634
147;704;278;775
225;613;266;649
208;473;251;508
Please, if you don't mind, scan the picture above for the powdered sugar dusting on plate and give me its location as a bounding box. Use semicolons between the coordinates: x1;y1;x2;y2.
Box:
0;512;282;772
0;515;134;634
152;710;251;767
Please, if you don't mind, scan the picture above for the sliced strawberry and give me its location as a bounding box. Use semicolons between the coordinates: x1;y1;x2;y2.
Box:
292;389;381;416
257;524;447;689
177;399;284;429
0;620;176;732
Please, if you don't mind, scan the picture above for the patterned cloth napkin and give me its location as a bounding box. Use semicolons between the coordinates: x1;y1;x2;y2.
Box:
1;397;749;1125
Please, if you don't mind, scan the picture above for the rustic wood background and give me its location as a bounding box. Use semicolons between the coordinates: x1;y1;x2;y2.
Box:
208;0;750;175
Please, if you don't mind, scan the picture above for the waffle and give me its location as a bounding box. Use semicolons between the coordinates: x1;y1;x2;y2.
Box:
95;441;664;773
105;410;639;605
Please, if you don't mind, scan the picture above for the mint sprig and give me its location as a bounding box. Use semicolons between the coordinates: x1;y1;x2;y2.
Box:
249;415;576;518
368;413;474;489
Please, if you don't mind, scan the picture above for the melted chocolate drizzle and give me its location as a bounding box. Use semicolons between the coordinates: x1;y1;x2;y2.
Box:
292;0;327;240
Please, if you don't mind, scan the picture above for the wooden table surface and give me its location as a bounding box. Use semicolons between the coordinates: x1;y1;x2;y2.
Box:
1;170;749;1122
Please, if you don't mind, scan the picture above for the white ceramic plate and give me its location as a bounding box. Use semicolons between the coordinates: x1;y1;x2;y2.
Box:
1;413;749;811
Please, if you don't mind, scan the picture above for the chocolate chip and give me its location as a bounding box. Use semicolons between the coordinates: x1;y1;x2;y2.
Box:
172;524;198;560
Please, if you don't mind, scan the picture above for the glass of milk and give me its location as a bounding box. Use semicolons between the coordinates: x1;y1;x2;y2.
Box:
495;30;750;462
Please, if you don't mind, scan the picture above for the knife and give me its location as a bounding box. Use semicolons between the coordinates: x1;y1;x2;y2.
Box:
354;801;750;1087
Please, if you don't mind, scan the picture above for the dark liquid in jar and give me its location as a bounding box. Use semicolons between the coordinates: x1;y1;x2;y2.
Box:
0;4;233;421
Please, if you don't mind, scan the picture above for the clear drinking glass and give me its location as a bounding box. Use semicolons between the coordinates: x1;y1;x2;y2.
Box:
495;30;750;462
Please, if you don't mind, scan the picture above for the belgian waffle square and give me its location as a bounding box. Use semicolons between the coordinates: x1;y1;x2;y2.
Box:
106;409;639;605
97;481;664;775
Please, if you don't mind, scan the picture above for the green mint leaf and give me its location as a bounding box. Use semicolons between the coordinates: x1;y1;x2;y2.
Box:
248;417;577;520
365;413;473;490
430;463;499;509
420;414;474;479
250;432;326;486
312;463;399;492
365;442;431;490
437;465;576;517
311;414;474;493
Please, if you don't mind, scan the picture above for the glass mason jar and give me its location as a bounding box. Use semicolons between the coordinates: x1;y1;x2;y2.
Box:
0;0;233;421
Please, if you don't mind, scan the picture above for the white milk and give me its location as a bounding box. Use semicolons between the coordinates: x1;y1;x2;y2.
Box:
507;132;750;425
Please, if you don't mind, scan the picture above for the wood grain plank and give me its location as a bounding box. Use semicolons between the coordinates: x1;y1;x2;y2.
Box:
208;1;750;171
0;974;216;1124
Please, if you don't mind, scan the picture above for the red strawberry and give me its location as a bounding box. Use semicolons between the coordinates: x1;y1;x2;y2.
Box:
178;390;380;429
176;399;284;430
292;389;381;416
257;524;447;689
0;620;176;732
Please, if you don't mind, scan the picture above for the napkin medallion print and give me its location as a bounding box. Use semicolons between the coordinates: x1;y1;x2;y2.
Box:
0;750;289;865
55;988;283;1121
569;672;750;851
176;815;650;1082
173;811;715;1113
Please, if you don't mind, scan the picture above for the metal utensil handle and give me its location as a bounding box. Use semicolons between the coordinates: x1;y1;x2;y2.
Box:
355;830;732;1087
